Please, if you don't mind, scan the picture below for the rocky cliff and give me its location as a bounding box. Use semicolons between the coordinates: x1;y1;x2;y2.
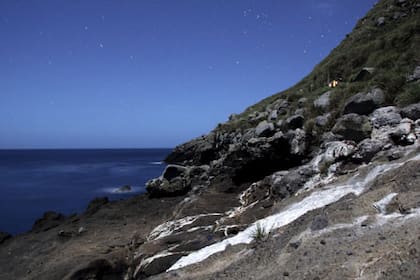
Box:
1;0;420;279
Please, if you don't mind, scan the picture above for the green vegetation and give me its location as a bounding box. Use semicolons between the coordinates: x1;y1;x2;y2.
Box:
216;0;419;136
250;223;270;242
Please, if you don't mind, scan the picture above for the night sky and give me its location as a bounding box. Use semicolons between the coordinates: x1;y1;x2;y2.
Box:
0;0;377;149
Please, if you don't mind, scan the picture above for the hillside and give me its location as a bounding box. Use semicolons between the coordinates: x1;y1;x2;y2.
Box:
1;0;420;279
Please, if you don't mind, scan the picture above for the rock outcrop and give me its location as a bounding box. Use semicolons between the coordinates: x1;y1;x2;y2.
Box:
2;1;420;279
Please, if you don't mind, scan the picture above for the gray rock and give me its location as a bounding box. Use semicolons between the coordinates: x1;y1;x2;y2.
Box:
298;97;308;108
376;16;385;26
320;132;340;144
311;215;329;231
343;88;385;115
390;118;416;145
322;141;356;164
352;139;384;163
370;106;401;128
313;91;332;111
136;253;184;277
268;110;278;121
286;115;304;130
271;165;316;199
255;120;275;137
147;165;192;197
315;113;331;127
287;129;307;156
407;66;420;82
332;113;372;142
401;102;420;120
163;165;188;181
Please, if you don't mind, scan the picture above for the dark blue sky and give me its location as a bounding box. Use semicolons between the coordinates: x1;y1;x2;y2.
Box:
0;0;377;149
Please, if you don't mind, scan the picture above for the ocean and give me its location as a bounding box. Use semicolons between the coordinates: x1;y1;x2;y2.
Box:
0;149;171;235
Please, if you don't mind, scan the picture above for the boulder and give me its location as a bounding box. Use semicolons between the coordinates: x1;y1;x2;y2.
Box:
401;102;420;121
287;129;307;156
268;110;278;121
315;113;331;127
332;114;372;142
0;232;11;245
370;106;401;128
343;88;385;115
352;139;384;163
146;170;192;198
313;91;332;111
322;141;356;165
286;115;304;130
270;165;316;199
162;165;188;181
390;118;416;145
255;120;275;137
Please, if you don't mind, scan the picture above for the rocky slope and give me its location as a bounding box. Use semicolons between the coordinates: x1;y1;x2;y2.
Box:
1;0;420;279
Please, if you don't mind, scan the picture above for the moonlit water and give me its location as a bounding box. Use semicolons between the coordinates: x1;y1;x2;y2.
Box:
0;149;170;234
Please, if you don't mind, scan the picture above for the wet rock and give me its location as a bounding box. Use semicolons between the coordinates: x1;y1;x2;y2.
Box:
370;106;402;128
343;88;385;115
32;211;66;232
85;197;109;216
313;91;332;111
401;102;420;121
332;114;372;142
286;115;304;130
310;215;329;231
0;232;11;245
255;120;275;137
352;139;384;163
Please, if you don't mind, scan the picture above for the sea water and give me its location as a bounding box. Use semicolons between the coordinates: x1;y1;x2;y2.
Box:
0;149;170;234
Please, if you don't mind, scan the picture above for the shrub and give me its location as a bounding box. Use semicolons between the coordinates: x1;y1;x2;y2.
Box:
396;83;420;107
250;223;269;242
